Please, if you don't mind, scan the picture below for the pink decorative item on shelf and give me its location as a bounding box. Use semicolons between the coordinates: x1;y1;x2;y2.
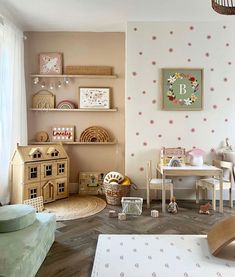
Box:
187;148;205;166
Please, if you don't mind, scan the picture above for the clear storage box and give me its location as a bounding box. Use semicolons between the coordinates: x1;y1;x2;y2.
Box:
121;197;143;215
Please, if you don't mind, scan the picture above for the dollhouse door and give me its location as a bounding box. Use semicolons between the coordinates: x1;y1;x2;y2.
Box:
42;181;55;203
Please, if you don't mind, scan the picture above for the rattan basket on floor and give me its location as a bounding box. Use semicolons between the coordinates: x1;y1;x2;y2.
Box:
103;183;131;205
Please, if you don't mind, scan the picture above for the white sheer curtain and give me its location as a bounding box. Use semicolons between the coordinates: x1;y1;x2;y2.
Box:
0;17;27;205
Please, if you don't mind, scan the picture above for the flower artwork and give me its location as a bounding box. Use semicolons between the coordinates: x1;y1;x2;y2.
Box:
162;68;203;110
79;87;110;109
39;53;63;75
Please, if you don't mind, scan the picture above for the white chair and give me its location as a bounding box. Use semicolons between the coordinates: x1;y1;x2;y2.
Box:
146;160;173;208
196;160;234;211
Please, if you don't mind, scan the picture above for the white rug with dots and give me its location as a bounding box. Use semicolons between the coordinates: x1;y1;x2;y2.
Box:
91;234;235;277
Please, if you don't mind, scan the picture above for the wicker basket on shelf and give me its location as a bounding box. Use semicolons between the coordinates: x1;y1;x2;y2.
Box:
103;183;131;205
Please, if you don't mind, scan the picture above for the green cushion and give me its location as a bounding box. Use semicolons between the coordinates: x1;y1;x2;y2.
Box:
0;204;36;233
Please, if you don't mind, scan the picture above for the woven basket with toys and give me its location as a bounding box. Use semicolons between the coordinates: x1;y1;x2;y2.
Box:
103;172;132;205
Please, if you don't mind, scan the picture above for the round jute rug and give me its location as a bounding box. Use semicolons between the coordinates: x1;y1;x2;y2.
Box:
44;195;106;221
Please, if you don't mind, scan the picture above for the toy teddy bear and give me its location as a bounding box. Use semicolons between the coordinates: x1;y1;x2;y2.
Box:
167;196;178;214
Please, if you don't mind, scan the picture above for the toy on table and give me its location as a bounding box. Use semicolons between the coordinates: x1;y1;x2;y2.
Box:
167;196;178;214
160;147;186;166
187;148;205;166
199;202;211;214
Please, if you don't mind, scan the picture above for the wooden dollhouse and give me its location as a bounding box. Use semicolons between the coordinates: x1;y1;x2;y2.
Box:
160;147;186;166
11;144;69;204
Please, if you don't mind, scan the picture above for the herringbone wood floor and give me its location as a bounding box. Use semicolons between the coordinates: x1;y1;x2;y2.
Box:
36;200;235;277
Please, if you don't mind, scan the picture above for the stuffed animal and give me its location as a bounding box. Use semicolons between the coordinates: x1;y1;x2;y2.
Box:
199;202;211;214
167;196;178;214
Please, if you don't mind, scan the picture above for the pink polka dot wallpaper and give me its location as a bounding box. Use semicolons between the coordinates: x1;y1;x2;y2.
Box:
126;22;235;196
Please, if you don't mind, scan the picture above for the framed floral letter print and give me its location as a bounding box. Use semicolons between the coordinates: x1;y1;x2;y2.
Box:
162;68;203;111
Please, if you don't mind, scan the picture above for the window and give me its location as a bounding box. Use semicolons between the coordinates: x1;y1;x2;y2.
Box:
30;167;37;179
33;152;41;159
30;188;37;199
45;165;52;176
58;163;65;174
58;183;65;193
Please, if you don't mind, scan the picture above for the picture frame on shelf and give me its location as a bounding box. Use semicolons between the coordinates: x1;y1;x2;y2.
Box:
51;126;74;142
162;68;203;111
39;52;63;75
79;87;110;109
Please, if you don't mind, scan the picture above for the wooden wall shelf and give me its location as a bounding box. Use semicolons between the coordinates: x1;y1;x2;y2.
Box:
30;108;118;112
31;74;118;79
29;141;117;145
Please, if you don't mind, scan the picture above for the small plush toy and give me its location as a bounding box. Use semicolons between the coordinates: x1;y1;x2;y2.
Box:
167;196;178;214
199;202;211;215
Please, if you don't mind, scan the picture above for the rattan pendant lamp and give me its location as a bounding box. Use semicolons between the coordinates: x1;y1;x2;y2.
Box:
212;0;235;15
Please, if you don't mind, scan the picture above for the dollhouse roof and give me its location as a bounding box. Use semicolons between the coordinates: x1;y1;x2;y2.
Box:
11;144;68;163
28;148;41;156
47;147;59;154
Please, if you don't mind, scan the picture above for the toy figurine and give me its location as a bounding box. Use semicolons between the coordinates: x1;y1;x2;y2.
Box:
167;196;178;214
199;202;211;215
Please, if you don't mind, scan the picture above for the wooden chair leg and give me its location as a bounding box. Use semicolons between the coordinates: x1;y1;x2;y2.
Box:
196;181;200;204
229;188;233;208
170;185;173;200
212;188;216;211
147;182;150;209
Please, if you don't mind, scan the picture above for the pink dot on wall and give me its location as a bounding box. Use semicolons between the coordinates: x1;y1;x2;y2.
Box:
132;72;137;76
127;96;131;100
158;134;162;138
152;61;156;65
136;132;139;136
138;112;142;115
150;120;154;124
188;42;192;46
225;118;228;122
153;80;157;83
213;105;217;109
139;52;143;55
210;148;215;153
169;48;173;52
133;27;138;31
191;128;195;132
177;137;181;141
210;68;214;71
189;26;194;30
226;43;230;47
152;100;157;104
170;31;174;35
187;58;191;62
223;25;227;29
227;97;230;101
205;52;210;57
228;61;232;65
211;129;215;133
203;118;207;122
131;153;135;157
143;142;147;146
207;35;211;39
152;36;157;40
210;87;214;91
224;77;228;82
142;90;146;94
185;115;189;118
140;167;144;172
169;120;173;124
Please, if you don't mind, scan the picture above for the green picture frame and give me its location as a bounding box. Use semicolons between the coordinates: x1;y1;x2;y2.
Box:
162;68;203;111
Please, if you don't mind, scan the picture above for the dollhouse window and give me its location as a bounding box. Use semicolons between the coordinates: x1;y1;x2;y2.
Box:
30;167;37;178
51;150;59;157
33;152;41;159
45;165;52;176
58;183;65;193
58;163;65;174
30;188;37;199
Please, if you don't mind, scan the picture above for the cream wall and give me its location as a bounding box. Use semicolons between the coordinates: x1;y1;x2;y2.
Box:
126;22;235;199
24;32;125;191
